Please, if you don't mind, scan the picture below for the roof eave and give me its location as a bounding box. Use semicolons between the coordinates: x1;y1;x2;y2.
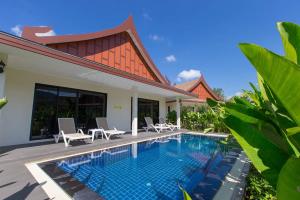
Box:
0;31;196;98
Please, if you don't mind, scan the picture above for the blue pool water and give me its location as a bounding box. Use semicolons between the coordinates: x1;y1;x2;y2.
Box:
49;134;239;200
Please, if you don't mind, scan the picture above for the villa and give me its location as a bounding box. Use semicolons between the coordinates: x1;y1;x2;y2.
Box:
0;16;220;147
0;16;198;147
0;16;247;200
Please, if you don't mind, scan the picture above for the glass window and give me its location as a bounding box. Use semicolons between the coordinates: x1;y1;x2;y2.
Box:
30;84;107;140
137;98;159;129
57;88;77;118
31;85;58;140
77;91;106;132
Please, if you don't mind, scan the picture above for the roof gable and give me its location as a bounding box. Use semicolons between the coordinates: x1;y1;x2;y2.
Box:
21;16;167;84
175;76;220;101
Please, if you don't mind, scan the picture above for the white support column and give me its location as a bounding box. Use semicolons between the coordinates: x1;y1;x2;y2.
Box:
176;98;181;129
0;54;7;99
132;92;138;136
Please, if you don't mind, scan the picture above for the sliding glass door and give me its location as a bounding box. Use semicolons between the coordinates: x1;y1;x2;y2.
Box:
30;84;107;140
77;91;106;131
30;85;58;140
57;88;77;119
137;98;159;129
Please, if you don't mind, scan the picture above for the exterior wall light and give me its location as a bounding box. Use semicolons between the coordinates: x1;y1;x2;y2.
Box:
0;60;6;73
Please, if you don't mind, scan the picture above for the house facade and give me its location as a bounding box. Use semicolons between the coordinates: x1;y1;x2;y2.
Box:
0;16;197;146
166;76;220;112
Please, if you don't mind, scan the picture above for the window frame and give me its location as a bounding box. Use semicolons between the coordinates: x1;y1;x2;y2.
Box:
29;83;107;140
136;98;160;129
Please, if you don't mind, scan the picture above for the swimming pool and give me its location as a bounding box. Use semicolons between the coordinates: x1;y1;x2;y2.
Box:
39;134;240;200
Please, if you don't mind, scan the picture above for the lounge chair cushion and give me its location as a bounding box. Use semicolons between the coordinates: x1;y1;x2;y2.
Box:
58;118;77;134
96;117;109;130
104;130;126;135
65;133;92;140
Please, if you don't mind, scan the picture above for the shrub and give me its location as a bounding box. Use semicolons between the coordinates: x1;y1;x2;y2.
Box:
181;105;228;133
245;165;277;200
166;110;177;124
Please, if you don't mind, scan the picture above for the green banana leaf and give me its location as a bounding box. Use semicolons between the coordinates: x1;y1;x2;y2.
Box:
233;96;255;109
207;98;218;108
256;75;281;113
0;98;7;109
178;185;192;200
249;82;264;106
257;73;270;102
276;157;300;200
277;22;300;64
286;127;300;137
225;101;272;125
239;43;300;126
239;44;300;153
224;115;289;187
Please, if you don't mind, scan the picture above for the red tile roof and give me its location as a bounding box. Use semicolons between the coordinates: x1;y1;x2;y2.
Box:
175;76;220;101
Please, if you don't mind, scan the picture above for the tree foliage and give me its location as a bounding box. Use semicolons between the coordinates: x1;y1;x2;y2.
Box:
212;88;225;101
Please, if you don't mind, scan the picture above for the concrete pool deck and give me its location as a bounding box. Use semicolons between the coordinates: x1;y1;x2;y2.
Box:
0;131;249;200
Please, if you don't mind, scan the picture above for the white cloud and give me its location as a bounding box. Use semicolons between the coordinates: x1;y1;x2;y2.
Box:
226;91;243;100
149;34;164;41
35;30;56;37
235;91;243;96
11;25;22;37
177;69;201;82
142;12;152;21
11;25;56;37
165;54;176;62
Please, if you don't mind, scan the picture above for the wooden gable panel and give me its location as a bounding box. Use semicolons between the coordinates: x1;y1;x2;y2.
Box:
192;82;217;101
47;32;159;82
94;39;102;63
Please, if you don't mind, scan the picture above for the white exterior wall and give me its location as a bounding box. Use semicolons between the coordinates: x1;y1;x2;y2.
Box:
0;68;166;146
166;102;176;112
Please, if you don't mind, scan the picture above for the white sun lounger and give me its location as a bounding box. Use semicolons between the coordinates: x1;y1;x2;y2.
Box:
95;117;125;140
144;117;172;133
56;118;93;147
159;117;180;131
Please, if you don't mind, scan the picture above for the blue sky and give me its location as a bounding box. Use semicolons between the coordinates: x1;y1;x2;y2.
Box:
2;0;300;97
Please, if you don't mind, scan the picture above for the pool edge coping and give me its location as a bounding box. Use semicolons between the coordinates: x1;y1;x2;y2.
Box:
213;151;250;200
25;162;72;200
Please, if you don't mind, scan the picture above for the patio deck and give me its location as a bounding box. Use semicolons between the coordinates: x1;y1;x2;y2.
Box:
0;130;185;200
